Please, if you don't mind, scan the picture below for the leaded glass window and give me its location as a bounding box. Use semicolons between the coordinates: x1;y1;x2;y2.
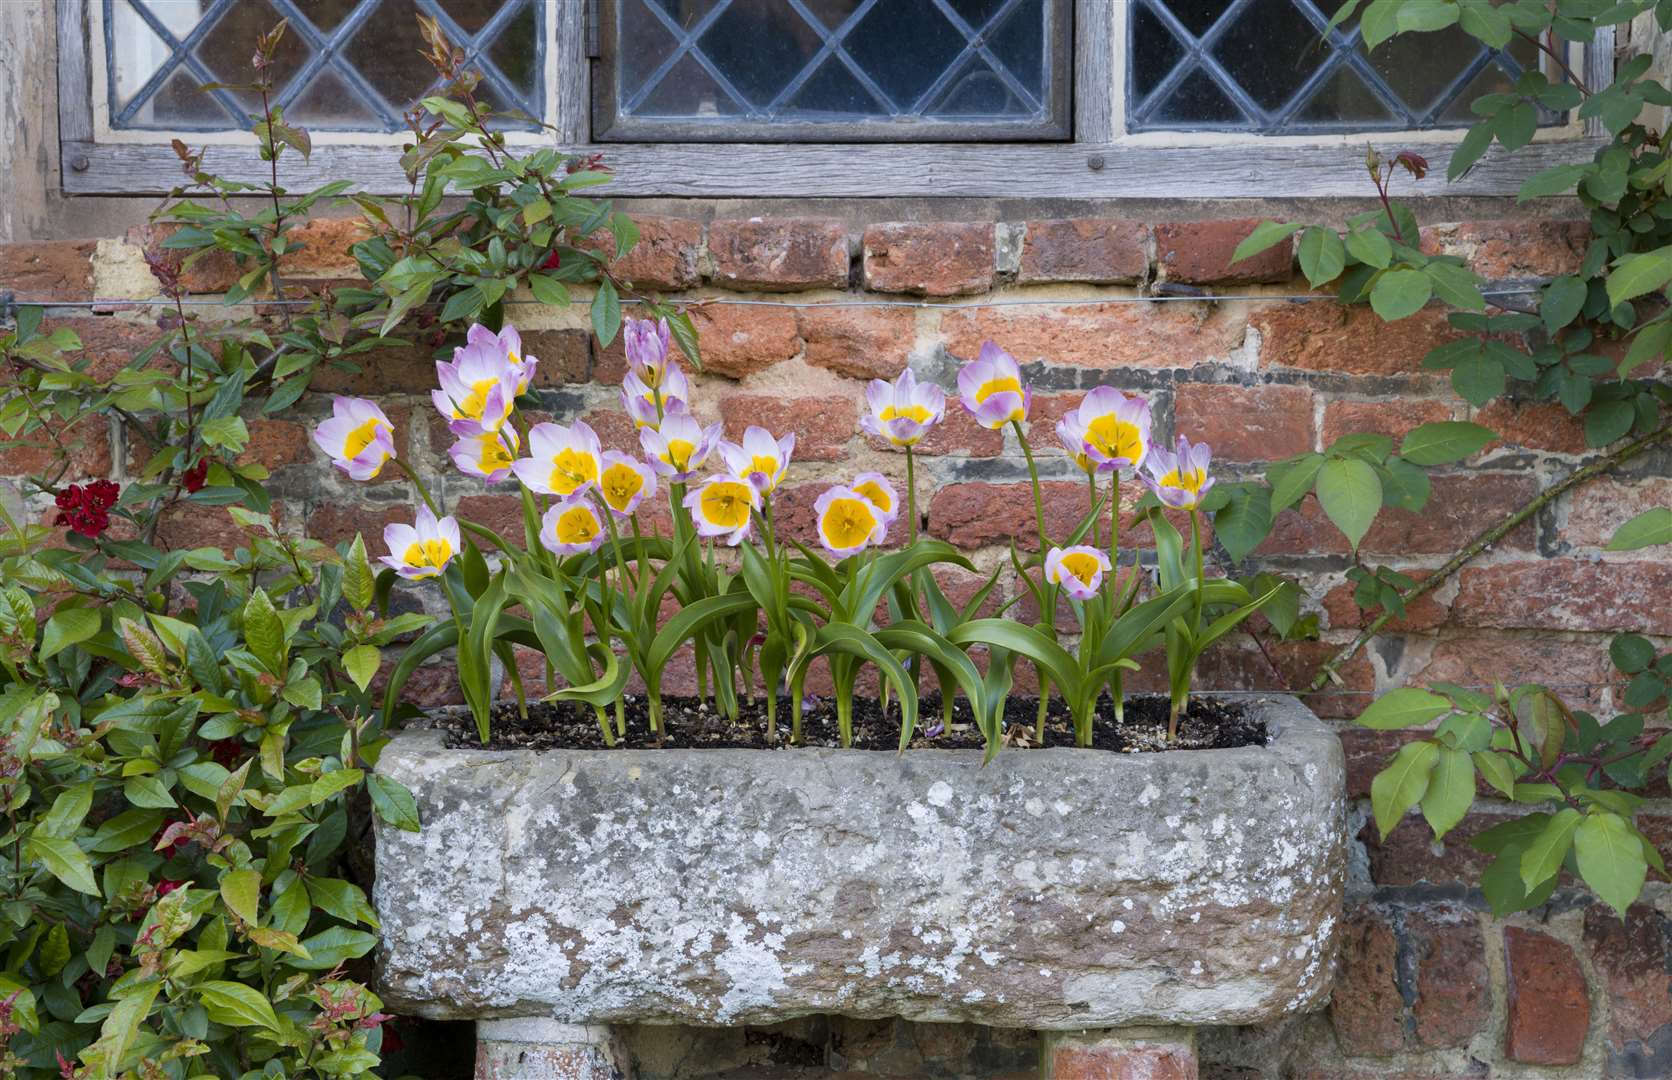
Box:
105;0;543;131
594;0;1074;141
1129;0;1558;134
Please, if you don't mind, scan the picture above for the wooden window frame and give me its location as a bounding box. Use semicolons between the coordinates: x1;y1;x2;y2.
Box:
57;0;1612;198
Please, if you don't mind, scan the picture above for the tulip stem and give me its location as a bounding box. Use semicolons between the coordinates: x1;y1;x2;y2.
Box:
1012;420;1050;554
905;446;919;544
1087;472;1099;546
394;458;441;517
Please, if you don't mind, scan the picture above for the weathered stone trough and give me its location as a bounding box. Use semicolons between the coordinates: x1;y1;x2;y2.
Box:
371;695;1345;1073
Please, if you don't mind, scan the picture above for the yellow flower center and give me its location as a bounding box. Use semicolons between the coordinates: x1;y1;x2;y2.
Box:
748;454;781;488
975;376;1021;404
662;438;696;471
402;538;452;576
1058;551;1102;587
477;436;514;474
820;498;879;551
455;377;500;421
511;354;530;394
343;417;387;459
1160;467;1207;495
853;479;893;515
879;403;932;424
555;506;600;546
600;462;645;512
1086;415;1144;464
547;448;599;494
699;481;753;529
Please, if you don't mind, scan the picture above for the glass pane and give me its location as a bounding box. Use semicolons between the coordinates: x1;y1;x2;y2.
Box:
612;0;1061;134
107;0;541;130
1130;0;1573;133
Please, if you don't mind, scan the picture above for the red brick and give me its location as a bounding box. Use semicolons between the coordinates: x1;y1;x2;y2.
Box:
238;418;311;469
708;218;848;291
927;480;1086;553
0;240;96;301
1419;219;1589;280
521;329;591;386
1360;810;1509;887
0;415;111;478
373;661;464;709
1018;219;1149;285
864;406;1004;458
1505;926;1590;1065
154;502;286;554
1583;903;1672;1048
50;315;170;380
305;502;411;549
1321;572;1450;634
308;341;437;395
717;393;856;462
1173;383;1315;462
1473;397;1589;455
131;224;244;294
1253;303;1462;375
582;215;701;292
648;305;800;381
942;302;1244;370
862;222;994;296
579;408;643;457
1320;398;1454;447
1563;476;1672;548
797;306;916;380
1409;634;1617;712
1339;728;1413;799
1409;911;1491;1049
1255;473;1538;557
1191;638;1373;720
278;217;370;276
1156;219;1292;285
1050;1036;1195;1080
1453;560;1672;636
1330;907;1406;1056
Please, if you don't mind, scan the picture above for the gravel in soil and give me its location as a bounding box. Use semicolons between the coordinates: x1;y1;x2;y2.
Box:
431;692;1267;753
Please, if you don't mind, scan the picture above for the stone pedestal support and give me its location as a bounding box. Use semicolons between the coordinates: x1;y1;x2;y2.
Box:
474;1018;633;1080
1044;1025;1197;1079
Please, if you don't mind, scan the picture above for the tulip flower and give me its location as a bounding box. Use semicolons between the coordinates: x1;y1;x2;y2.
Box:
512;421;603;497
683;475;758;546
861;368;945;448
1045;545;1112;601
380;506;459;580
815;485;888;558
433;337;520;436
1073;386;1151;473
597;451;657;517
621;362;690;429
1055;408;1097;477
466;322;537;395
313;396;396;481
539;496;605;556
448;427;518;485
718;426;795;495
1142;436;1216;510
957;341;1030;430
640;410;722;482
623;316;673;386
850;471;900;525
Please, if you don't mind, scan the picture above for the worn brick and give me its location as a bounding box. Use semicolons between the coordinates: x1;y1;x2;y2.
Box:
1321;571;1450;633
1563;476;1672;548
1018;219;1149;285
129;224;244;294
717;393;856;463
927;480;1085;553
708;218;848;291
238;418;312;469
154;501;286;553
582;215;702;291
942;301;1244;369
308;341;438;395
50;315;171;380
1253;302;1461;375
1321;398;1454;447
1584;903;1672;1050
521;328;591;386
0;240;96;301
862;222;994;296
1474;397;1589;455
1050;1035;1195;1080
1420;219;1589;280
797;306;916;380
1339;728;1412;799
0;415;111;478
1192;638;1373;720
1409;634;1617;712
278;217;370;276
1156;219;1292;285
1360;810;1507;887
374;661;464;708
1505;926;1590;1065
1330;907;1406;1056
1173;383;1315;462
305;502;412;549
1409;911;1491;1049
1454;560;1672;636
678;305;802;380
1256;473;1538;557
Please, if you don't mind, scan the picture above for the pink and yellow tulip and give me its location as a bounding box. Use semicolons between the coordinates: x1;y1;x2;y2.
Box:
684;475;759;546
640;410;722;482
861;368;945;448
540;496;605;556
513;421;603;497
380;506;459;580
815;485;888;558
448;426;519;485
597;451;657;517
313;396;396;481
1045;545;1112;601
1142;436;1216;510
719;426;795;494
957;341;1030;430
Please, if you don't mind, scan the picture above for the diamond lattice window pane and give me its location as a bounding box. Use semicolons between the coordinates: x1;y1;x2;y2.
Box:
1129;0;1561;134
105;0;544;131
604;0;1070;140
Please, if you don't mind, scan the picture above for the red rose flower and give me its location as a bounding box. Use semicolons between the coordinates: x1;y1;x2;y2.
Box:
540;250;561;270
53;482;119;539
155;878;185;896
181;459;208;493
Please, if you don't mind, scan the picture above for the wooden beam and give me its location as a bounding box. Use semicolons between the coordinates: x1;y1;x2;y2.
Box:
61;136;1607;198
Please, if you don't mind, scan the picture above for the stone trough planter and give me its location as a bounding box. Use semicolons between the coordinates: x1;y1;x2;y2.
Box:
371;694;1346;1074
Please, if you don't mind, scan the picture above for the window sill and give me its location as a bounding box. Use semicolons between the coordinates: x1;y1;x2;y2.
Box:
60;137;1606;199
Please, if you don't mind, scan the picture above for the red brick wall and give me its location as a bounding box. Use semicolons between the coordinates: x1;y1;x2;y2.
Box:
2;212;1665;1078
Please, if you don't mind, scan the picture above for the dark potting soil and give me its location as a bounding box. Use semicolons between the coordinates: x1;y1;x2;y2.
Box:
430;692;1268;754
